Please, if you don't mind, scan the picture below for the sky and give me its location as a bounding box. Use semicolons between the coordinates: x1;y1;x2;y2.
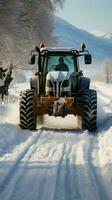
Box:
56;0;112;34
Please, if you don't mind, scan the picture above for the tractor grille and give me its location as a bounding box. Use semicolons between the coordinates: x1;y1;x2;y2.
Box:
62;80;69;87
46;80;70;97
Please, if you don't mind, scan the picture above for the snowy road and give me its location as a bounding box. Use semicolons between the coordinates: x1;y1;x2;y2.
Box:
0;82;112;200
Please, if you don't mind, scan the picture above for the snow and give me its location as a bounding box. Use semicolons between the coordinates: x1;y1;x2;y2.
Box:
0;79;111;200
90;30;106;37
90;31;112;43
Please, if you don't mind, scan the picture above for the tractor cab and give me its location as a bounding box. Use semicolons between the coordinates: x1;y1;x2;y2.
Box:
29;45;92;97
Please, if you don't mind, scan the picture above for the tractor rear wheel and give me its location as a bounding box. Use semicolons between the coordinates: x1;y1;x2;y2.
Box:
19;89;37;130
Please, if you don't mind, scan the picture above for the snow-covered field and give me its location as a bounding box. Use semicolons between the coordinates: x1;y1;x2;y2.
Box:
0;80;112;200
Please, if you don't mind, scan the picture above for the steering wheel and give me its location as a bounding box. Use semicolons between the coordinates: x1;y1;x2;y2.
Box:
49;65;59;71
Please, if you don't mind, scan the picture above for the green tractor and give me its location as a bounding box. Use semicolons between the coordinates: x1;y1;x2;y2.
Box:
19;44;97;131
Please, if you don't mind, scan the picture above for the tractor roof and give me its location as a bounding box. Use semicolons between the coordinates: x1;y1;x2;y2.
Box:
40;47;79;53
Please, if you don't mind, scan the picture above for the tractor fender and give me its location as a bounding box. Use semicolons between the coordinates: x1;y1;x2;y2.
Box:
78;77;90;92
30;76;39;92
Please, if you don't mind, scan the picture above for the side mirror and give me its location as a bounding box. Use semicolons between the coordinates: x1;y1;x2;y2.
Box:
29;55;36;65
84;54;92;64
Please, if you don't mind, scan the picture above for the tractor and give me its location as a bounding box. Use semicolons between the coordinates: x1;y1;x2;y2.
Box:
19;43;97;131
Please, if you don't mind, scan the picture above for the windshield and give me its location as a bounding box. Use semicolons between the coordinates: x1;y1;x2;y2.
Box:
42;53;77;75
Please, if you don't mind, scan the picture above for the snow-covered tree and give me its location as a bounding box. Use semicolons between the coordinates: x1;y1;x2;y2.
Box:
0;0;65;64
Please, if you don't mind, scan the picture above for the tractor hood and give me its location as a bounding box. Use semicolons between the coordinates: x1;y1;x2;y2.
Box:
46;71;70;82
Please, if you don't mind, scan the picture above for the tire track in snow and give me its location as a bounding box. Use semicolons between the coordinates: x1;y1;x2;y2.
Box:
1;130;52;200
69;142;88;200
71;137;100;200
84;136;109;200
7;133;80;200
34;143;66;200
52;143;66;200
73;135;109;200
2;131;65;200
52;144;80;200
0;129;42;196
95;133;112;200
10;139;61;200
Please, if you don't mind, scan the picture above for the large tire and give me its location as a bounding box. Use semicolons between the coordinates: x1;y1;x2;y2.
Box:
19;89;37;130
78;89;97;132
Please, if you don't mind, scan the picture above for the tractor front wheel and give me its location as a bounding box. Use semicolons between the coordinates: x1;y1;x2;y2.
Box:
19;89;37;130
78;89;97;132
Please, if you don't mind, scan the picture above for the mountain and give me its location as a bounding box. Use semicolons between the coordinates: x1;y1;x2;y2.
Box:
100;33;112;44
103;32;112;40
54;17;112;63
90;31;112;44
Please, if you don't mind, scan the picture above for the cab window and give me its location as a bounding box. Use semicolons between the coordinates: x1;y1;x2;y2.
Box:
42;53;77;75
